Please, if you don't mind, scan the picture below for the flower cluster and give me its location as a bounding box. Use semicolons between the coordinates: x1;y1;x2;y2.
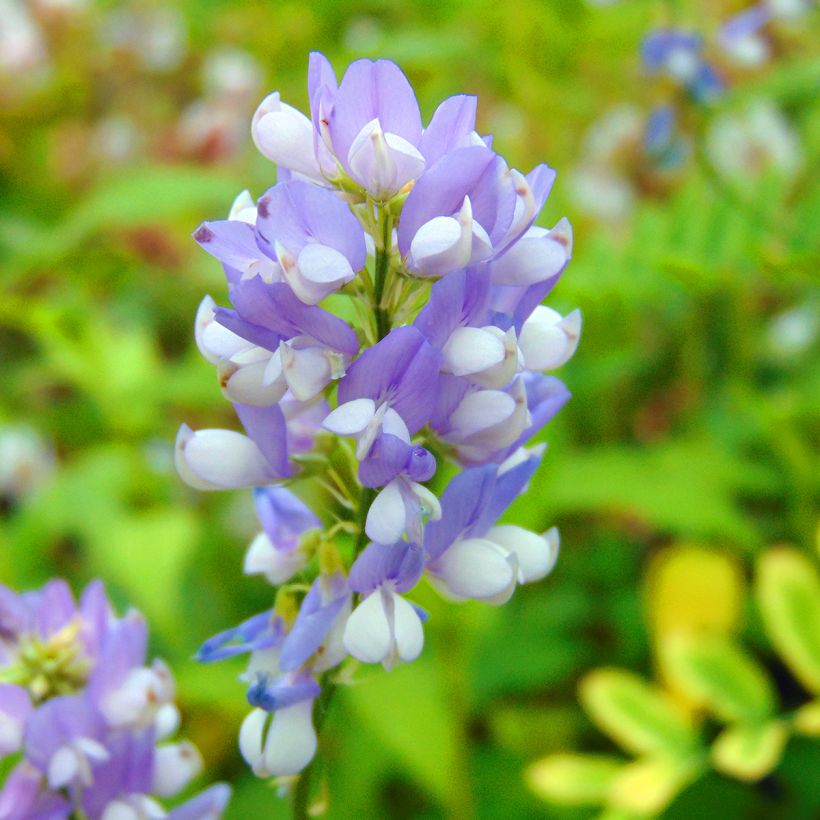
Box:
178;53;578;780
570;3;812;221
0;578;230;819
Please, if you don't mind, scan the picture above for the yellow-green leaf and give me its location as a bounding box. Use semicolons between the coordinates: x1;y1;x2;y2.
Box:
711;721;789;781
793;700;820;737
645;544;744;640
756;548;820;693
579;669;698;755
526;753;622;806
661;634;776;723
609;756;702;815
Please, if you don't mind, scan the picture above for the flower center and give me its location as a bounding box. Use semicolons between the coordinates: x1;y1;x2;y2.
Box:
1;621;90;702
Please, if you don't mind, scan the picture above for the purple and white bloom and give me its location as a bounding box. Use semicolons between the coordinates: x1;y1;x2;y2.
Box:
398;145;556;276
360;436;440;545
244;486;322;584
424;456;559;603
176;403;293;490
184;51;578;791
308;54;426;199
343;542;426;668
200;573;349;778
324;326;442;459
0;578;229;818
718;0;812;66
641;29;724;103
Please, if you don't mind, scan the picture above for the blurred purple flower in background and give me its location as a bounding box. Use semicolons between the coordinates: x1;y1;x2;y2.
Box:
0;578;230;818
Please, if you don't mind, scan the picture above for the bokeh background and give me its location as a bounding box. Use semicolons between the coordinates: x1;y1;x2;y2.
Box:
1;0;818;817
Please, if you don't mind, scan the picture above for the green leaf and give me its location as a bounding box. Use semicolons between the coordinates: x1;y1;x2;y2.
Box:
579;668;698;755
87;509;201;644
661;634;776;723
539;439;771;545
343;657;458;806
525;753;623;806
609;755;703;815
5;166;241;267
794;701;820;737
756;548;820;694
711;721;789;782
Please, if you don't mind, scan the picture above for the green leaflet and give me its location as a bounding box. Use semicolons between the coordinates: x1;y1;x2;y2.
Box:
608;755;703;815
661;634;776;723
525;753;623;806
711;721;789;782
756;549;820;694
579;668;698;756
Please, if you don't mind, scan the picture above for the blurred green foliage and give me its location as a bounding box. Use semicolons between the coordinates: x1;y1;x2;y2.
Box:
528;544;820;817
0;0;817;817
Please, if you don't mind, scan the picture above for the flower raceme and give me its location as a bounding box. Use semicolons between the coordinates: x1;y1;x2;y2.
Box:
179;52;580;786
0;579;230;819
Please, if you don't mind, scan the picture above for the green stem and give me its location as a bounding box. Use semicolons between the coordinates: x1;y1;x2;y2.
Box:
291;683;338;820
373;208;393;341
291;482;375;819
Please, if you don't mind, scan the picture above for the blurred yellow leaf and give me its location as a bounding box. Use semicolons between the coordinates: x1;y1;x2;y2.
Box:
661;634;776;723
525;753;622;806
645;544;744;639
793;700;820;737
608;755;701;815
756;548;820;694
711;720;789;782
579;669;698;756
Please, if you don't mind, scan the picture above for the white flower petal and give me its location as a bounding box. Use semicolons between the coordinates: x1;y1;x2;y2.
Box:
442;326;506;377
281;343;333;401
239;708;268;773
151;741;203;797
263;700;317;777
486;524;560;583
322;399;376;436
409;196;474;276
365;480;406;545
175;425;270;491
244;532;306;585
433;538;517;603
195;295;251;364
390;592;424;663
252;93;323;180
343;590;392;664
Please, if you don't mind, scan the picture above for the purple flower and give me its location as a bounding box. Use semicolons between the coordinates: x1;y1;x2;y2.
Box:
0;579;229;818
397;145;555;276
641;29;724;103
343;542;426;668
175;402;293;491
424;454;560;603
244;486;322;584
323;326;442;459
184;51;578;788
